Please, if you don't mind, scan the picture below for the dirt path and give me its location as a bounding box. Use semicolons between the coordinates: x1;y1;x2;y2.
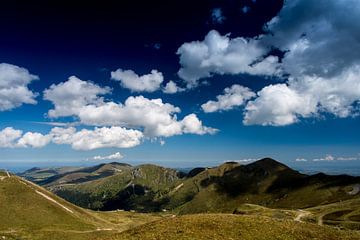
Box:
18;177;75;214
1;171;11;181
318;215;323;226
294;210;311;222
35;190;74;214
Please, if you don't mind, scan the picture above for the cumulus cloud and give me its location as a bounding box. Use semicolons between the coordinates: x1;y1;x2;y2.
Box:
0;127;50;148
244;64;360;126
163;81;185;94
202;84;255;113
45;78;217;138
176;30;281;87
17;132;52;148
78;97;217;137
177;0;360;125
0;63;39;111
0;126;143;150
50;126;143;150
111;69;164;92
43;76;110;118
243;0;360;126
211;8;225;24
0;127;23;148
92;152;124;161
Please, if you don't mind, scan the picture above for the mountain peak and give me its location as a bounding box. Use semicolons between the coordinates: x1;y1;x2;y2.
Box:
246;158;291;172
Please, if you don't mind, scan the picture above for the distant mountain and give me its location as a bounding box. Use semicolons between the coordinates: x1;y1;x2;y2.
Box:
2;169;360;239
21;158;360;219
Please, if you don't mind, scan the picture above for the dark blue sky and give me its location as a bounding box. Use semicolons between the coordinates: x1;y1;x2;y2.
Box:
1;0;360;174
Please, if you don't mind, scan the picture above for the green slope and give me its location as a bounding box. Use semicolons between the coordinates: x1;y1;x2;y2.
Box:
0;171;161;240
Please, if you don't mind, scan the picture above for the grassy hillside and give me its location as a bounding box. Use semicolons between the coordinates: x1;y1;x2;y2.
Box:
47;164;182;211
163;159;360;215
20;159;360;229
0;171;161;240
1;170;360;239
101;214;360;240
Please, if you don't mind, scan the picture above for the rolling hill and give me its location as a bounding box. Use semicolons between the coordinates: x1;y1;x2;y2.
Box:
0;170;161;240
3;160;360;239
25;158;360;223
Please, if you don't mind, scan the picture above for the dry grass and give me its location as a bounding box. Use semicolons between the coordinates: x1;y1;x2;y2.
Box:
101;214;360;240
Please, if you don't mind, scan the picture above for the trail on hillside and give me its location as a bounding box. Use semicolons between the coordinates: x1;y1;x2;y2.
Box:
35;190;74;213
294;210;311;222
0;171;11;181
17;177;75;214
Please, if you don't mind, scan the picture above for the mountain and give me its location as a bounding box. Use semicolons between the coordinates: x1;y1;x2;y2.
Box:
21;158;360;222
2;168;360;239
43;164;182;211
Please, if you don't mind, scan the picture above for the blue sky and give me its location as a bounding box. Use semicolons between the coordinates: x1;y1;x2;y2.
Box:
0;0;360;173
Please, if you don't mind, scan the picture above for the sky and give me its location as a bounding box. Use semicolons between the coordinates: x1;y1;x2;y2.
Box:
1;0;360;173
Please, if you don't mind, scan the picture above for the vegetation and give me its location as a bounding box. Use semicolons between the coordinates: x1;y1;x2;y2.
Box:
101;214;360;240
0;171;162;240
9;158;360;239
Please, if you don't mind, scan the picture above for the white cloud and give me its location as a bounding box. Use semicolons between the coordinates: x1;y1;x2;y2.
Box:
176;30;281;87
92;152;124;161
111;69;163;92
44;76;110;118
44;77;217;138
177;0;360;125
243;0;360;125
227;158;257;163
295;158;307;162
201;84;255;113
312;154;359;162
0;127;50;148
50;126;143;150
0;126;143;150
0;127;23;148
163;81;185;94
181;113;218;135
17;132;52;148
0;63;39;111
244;84;315;126
313;154;335;162
244;65;360;125
336;157;358;161
211;8;225;24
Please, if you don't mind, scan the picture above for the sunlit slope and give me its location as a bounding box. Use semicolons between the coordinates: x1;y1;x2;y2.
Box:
167;159;360;214
101;214;360;240
0;171;161;240
30;159;360;216
48;164;182;211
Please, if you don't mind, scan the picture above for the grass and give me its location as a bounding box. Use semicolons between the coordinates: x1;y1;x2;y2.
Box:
305;198;360;230
101;214;360;240
0;172;162;240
